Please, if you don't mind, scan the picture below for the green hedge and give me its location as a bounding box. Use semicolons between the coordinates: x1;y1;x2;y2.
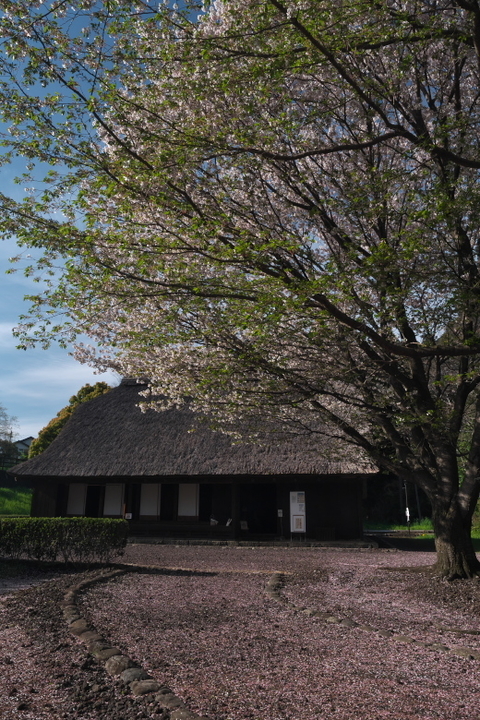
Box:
0;517;128;563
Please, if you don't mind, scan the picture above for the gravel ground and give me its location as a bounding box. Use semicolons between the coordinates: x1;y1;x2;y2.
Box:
1;545;480;720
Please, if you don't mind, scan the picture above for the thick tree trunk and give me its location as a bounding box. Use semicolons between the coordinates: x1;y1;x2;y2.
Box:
431;499;480;579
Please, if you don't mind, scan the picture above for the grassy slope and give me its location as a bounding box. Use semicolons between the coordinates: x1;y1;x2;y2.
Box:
0;487;33;516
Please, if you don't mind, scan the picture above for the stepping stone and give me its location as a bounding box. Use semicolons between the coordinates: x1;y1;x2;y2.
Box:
78;631;103;644
340;619;358;628
130;679;161;696
120;668;151;684
155;692;186;709
92;647;124;661
69;619;90;636
105;655;135;676
452;647;476;659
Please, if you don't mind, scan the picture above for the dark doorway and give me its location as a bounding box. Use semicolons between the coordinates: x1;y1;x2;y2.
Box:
85;485;103;518
160;484;176;521
199;484;213;522
240;483;277;533
199;484;232;524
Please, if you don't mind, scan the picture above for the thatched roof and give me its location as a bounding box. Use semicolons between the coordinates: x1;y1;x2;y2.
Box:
12;379;375;479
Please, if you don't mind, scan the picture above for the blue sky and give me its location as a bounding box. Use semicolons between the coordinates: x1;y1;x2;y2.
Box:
0;163;118;439
0;242;118;440
0;4;154;440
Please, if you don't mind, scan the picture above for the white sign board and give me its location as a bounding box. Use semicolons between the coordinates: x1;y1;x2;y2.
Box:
290;491;306;533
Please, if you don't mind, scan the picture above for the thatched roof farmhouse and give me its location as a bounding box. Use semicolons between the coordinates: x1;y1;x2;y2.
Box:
11;379;375;540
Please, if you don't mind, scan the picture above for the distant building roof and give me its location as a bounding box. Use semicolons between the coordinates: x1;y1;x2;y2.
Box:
14;437;34;449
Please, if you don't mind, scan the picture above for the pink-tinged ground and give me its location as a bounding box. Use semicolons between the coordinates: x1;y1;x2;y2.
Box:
72;545;480;720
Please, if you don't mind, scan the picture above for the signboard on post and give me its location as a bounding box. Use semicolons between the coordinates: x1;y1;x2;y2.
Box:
290;491;306;534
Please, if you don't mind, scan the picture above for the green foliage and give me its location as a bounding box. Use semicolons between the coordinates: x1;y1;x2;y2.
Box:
28;382;111;457
0;517;128;563
0;487;32;516
364;519;434;532
472;503;480;533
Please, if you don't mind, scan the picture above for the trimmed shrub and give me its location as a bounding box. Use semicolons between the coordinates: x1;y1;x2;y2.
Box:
0;517;128;563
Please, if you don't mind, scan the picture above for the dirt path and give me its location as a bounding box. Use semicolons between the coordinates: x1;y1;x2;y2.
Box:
1;545;480;720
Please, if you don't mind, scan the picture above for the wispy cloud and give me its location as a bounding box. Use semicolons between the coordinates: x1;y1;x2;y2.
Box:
1;345;119;438
0;321;17;343
1;238;119;438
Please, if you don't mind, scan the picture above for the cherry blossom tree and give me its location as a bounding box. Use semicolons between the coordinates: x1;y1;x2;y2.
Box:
1;0;480;576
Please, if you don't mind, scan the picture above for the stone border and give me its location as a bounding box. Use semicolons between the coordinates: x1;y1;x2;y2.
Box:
62;568;211;720
266;571;480;661
128;537;377;549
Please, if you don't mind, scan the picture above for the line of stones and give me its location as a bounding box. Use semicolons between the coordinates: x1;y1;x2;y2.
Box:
62;569;210;720
265;572;480;661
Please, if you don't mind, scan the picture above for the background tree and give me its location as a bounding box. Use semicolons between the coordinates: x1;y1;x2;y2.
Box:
0;401;19;474
28;382;111;457
1;1;480;576
0;401;17;443
0;439;20;471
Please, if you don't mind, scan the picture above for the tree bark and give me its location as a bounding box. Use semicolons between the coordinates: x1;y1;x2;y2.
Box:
431;498;480;579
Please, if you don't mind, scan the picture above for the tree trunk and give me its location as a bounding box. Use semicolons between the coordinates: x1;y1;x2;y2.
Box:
431;499;480;579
